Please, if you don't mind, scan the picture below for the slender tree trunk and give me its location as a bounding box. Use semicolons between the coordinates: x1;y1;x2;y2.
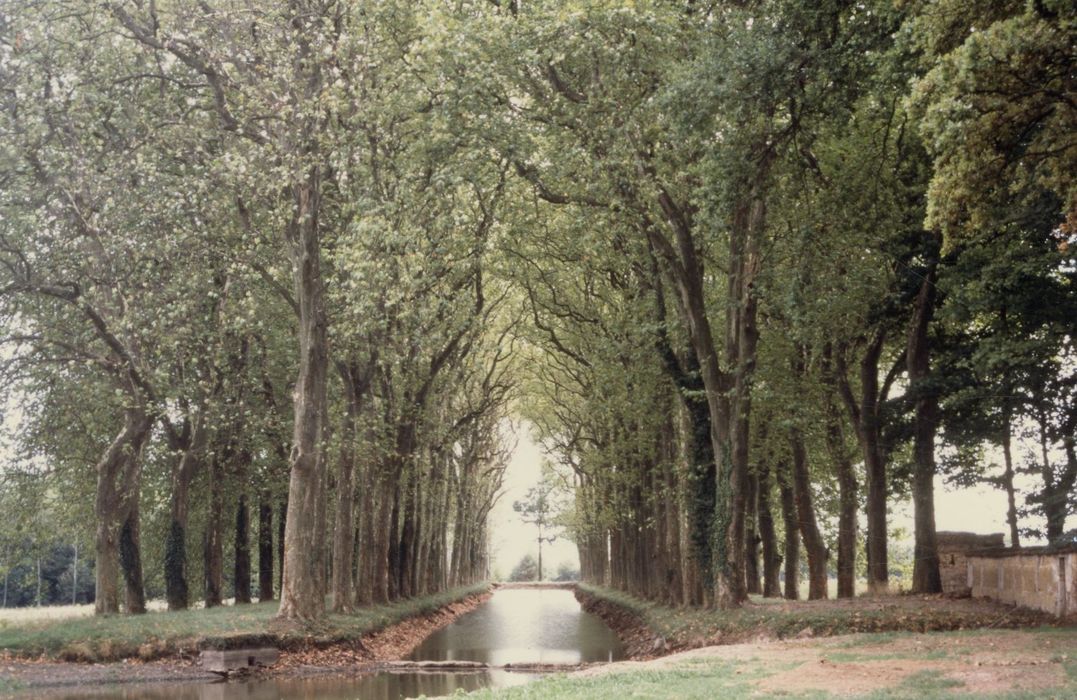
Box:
258;491;275;601
822;350;858;598
790;429;828;600
356;475;376;605
330;364;359;612
908;264;942;594
828;411;858;599
757;462;781;597
778;463;799;600
277;497;286;598
204;454;224;608
71;543;79;605
234;492;252;604
1000;419;1021;549
744;471;761;595
838;333;890;594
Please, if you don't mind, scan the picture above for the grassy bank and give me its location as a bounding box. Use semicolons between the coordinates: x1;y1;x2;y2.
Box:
0;582;489;662
576;583;1057;653
465;626;1077;699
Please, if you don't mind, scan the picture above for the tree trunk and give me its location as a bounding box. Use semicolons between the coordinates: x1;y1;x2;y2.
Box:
330;364;360;612
757;461;781;597
838;332;890;594
164;422;205;611
908;265;942;594
94;403;152;615
790;429;828;600
120;501;147;614
234;491;252;604
278;172;331;621
277;496;287;597
1000;415;1021;548
72;543;78;605
778;463;799;600
828;406;858;599
258;491;275;601
744;471;761;595
204;453;224;608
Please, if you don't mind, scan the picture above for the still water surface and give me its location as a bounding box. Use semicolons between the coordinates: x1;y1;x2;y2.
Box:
31;588;624;700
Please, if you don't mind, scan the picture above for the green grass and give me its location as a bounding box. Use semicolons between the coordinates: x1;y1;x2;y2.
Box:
462;627;1077;700
461;660;769;700
0;582;489;662
577;583;1054;646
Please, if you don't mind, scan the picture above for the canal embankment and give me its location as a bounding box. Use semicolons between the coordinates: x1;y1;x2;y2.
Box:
0;582;491;693
574;581;1061;659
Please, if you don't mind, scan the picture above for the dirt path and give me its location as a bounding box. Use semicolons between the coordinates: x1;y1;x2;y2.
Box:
575;628;1076;696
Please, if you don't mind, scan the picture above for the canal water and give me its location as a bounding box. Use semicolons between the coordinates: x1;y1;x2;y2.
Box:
28;588;625;700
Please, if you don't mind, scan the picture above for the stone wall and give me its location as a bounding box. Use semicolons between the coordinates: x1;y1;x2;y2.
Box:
936;531;1005;595
967;548;1077;617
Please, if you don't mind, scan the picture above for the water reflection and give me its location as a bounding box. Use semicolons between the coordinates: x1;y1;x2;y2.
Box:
21;588;623;700
28;671;533;700
410;588;625;665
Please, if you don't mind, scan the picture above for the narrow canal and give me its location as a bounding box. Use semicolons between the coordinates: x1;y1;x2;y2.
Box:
31;587;625;700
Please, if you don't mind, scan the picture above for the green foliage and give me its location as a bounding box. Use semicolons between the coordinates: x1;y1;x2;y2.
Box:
508;555;539;583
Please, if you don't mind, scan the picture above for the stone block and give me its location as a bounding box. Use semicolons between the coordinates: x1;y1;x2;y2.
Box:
200;648;280;673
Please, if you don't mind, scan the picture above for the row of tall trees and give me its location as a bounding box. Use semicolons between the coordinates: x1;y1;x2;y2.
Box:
0;0;1072;618
508;0;1075;606
0;1;514;618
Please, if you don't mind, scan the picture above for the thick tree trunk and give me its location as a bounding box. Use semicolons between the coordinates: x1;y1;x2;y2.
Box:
757;462;781;598
94;404;152;616
778;464;799;600
120;501;147;614
258;491;274;601
164;420;206;611
908;267;942;594
278;174;331;621
790;429;828;600
647;200;744;608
